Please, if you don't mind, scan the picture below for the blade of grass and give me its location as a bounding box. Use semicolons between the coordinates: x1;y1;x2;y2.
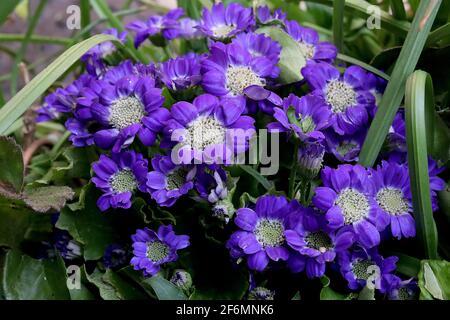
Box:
10;0;47;95
390;0;407;20
359;0;442;167
0;0;21;26
0;34;119;135
426;22;450;47
80;0;90;38
405;70;438;259
390;252;421;277
90;0;149;63
239;165;273;191
337;53;390;80
0;33;71;45
305;0;411;35
332;0;345;53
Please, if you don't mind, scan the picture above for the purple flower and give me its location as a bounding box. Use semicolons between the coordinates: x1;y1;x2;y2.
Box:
226;195;302;272
65;118;94;147
131;225;189;277
302;62;375;135
127;8;184;47
267;94;332;143
313;164;383;248
103;244;129;269
256;5;286;25
231;32;281;62
382;275;419;300
54;229;82;261
286;209;354;278
202;42;281;113
162;94;255;164
157;53;203;91
325;128;367;162
248;287;275;300
297;142;325;180
89;75;168;152
285;20;337;64
338;246;398;291
370;160;415;239
198;3;255;40
91;151;148;211
176;18;203;39
146;154;196;207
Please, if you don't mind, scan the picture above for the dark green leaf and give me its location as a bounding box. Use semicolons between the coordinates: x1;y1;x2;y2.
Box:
144;274;187;300
418;260;450;300
0;136;23;193
0;1;21;26
2;250;70;300
23;186;74;213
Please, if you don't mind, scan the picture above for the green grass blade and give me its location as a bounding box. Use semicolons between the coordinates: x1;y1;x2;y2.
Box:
0;33;71;45
305;0;411;35
90;0;149;63
240;165;273;191
0;34;118;135
332;0;345;52
337;53;390;80
426;22;450;47
80;0;91;38
10;0;47;95
359;0;442;167
390;0;407;20
0;0;21;26
405;70;438;259
392;252;421;277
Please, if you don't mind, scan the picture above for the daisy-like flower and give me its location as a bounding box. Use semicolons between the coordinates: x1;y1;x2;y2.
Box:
202;42;281;113
131;225;189;277
286;210;354;278
338;246;398;291
163;93;255;164
312;164;383;248
267;94;332;143
198;3;255;40
285;20;337;65
302;62;375;135
382;275;419;300
146;154;196;207
226;195;302;272
231;32;282;62
127;8;184;47
91;151;148;211
324;128;367;162
370;160;415;239
90;75;168;152
157;53;203;92
256;5;286;26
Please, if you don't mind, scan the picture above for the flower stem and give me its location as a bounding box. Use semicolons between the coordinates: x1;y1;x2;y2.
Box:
288;141;300;199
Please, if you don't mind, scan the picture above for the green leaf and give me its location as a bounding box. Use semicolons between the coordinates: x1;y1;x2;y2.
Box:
357;286;375;300
0;34;118;135
320;287;350;300
256;26;306;84
438;182;450;223
144;274;187;300
2;250;70;300
390;0;407;20
404;71;438;259
426;23;450;48
56;184;119;260
85;268;120;300
23;186;74;213
395;253;421;277
178;0;212;19
337;54;390;80
0;0;21;26
332;0;345;52
359;0;442;167
0;196;33;248
103;269;148;300
239;165;273;191
0;136;23;193
418;260;450;300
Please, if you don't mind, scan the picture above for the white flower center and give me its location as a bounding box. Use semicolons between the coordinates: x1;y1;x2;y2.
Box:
166;169;187;190
146;241;170;262
185;116;226;151
254;218;285;248
306;231;333;252
109;96;145;130
298;42;315;60
212;24;235;38
110;169;137;193
351;259;375;280
325;80;357;113
226;66;266;96
376;187;409;216
335;188;369;225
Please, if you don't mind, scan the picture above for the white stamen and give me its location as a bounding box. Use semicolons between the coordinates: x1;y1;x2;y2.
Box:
335;188;369;225
109;96;145;130
226;65;265;96
185;116;226;151
376;187;409;216
325;80;357;113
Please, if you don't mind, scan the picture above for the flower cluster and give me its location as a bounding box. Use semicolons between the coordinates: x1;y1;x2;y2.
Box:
36;2;445;295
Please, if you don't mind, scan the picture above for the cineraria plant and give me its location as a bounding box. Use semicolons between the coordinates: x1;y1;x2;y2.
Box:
0;0;449;302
